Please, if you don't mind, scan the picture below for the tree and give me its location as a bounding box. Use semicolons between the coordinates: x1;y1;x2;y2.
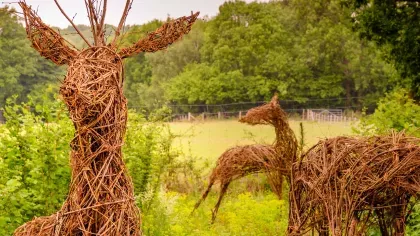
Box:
123;19;207;111
348;0;420;97
289;0;398;107
0;6;63;108
165;0;396;108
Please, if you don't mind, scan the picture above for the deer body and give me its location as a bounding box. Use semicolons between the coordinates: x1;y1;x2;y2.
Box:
192;144;278;223
55;47;140;235
288;134;420;236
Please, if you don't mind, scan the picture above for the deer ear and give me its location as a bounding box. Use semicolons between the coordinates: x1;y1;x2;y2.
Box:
20;2;78;65
270;94;279;105
118;12;200;59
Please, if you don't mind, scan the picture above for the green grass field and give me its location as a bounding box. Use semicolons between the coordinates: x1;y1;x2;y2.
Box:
169;120;354;163
141;120;355;235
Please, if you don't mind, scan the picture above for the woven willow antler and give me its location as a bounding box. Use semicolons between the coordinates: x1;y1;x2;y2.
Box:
19;2;78;65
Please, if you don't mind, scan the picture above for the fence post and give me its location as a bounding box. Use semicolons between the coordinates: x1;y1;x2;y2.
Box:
188;112;191;121
0;110;4;124
218;112;221;120
239;111;242;120
302;109;305;120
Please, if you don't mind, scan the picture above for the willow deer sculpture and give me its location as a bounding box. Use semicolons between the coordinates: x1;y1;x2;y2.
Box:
238;98;420;235
192;95;298;223
288;132;420;236
197;94;420;235
14;1;198;235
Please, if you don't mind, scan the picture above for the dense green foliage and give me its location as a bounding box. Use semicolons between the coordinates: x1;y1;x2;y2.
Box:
142;191;287;235
348;0;420;97
0;98;178;235
0;1;407;111
0;99;73;235
354;89;420;136
0;7;64;108
121;0;399;111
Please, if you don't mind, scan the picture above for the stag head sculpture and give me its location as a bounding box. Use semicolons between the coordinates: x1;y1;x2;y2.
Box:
15;1;199;235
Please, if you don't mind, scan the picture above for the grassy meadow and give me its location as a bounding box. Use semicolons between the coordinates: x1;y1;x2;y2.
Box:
140;120;355;235
0;113;355;235
170;120;354;163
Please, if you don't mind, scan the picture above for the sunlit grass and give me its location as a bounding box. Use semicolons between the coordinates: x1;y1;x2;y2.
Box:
169;120;354;164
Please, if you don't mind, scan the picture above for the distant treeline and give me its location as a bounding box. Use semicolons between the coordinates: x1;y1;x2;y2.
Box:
0;1;413;112
120;0;405;112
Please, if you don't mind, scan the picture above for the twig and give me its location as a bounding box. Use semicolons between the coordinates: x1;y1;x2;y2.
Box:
53;0;92;47
112;0;132;46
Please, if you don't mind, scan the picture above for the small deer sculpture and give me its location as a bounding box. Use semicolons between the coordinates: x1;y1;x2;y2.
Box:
192;95;298;223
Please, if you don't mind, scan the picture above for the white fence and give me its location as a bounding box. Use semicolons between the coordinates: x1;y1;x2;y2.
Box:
303;109;357;122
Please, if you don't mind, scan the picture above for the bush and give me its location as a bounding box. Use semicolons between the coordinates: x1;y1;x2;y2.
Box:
0;99;179;235
142;191;288;236
354;88;420;137
0;98;73;235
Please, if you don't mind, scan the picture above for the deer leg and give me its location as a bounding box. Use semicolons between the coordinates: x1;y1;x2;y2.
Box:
375;208;390;236
211;181;231;224
391;197;409;236
191;178;216;215
318;220;330;236
348;212;361;236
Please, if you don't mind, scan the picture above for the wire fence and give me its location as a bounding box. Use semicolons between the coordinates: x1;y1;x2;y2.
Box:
130;96;367;114
171;108;358;123
0;97;365;124
161;97;363;122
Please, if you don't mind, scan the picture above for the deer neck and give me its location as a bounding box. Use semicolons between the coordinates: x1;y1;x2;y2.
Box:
273;119;297;171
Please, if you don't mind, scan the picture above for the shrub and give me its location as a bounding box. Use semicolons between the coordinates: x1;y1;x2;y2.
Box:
0;99;179;235
0;98;73;235
142;191;288;236
354;88;420;137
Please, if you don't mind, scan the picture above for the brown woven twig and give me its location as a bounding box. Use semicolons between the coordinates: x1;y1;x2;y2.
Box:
15;1;199;235
118;11;200;58
14;214;56;235
192;95;298;222
240;95;298;173
19;2;78;65
192;144;278;223
288;132;420;236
